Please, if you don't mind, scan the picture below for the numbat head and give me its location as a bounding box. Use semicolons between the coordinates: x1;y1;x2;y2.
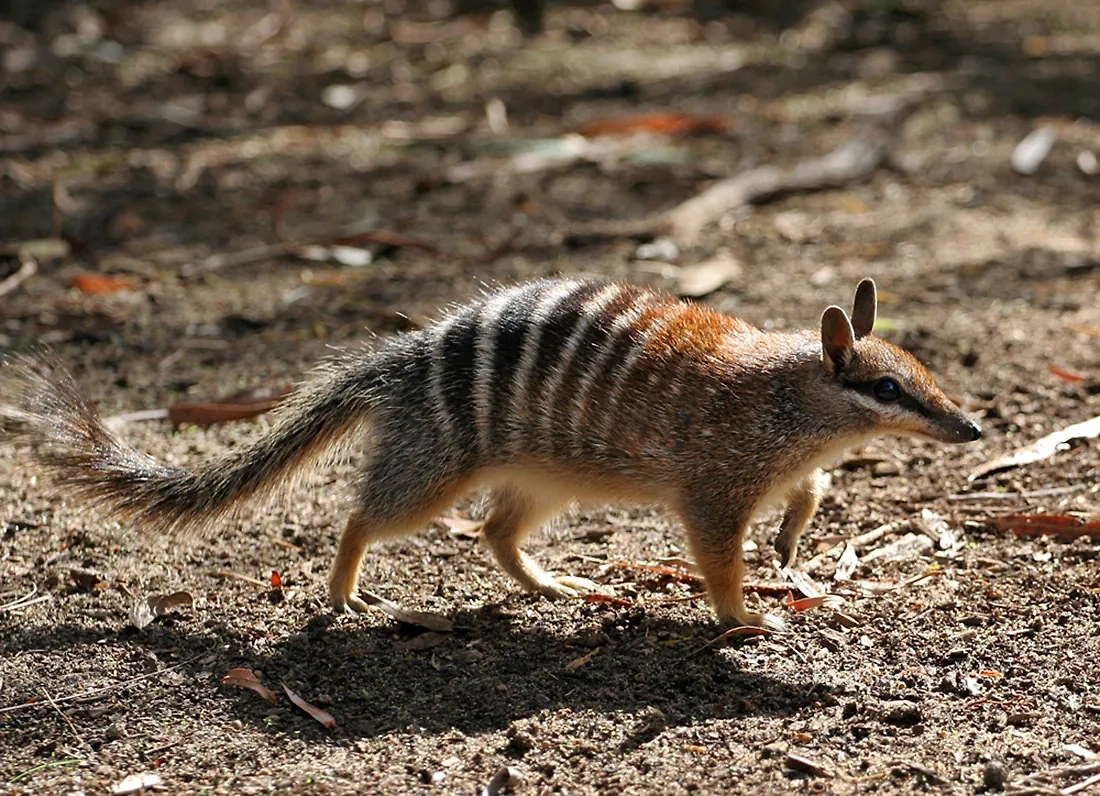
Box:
0;278;979;633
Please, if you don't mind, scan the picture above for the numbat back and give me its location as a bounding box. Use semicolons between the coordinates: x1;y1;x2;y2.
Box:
0;278;980;630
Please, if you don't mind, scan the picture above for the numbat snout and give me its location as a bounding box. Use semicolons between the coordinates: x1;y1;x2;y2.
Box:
0;278;981;631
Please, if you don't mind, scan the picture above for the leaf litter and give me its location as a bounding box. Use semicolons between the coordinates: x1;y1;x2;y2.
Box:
969;413;1100;480
129;591;194;630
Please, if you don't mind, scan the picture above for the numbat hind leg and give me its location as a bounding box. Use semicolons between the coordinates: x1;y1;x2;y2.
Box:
483;486;598;599
329;482;467;615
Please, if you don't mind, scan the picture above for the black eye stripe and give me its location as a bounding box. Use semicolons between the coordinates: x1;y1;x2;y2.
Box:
845;379;938;418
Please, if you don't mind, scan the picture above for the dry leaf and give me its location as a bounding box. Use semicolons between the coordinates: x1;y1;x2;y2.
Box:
282;684;336;729
675;251;742;298
778;565;827;598
856;570;939;595
1062;744;1100;761
783;594;828;612
785;752;835;778
696;625;772;654
221;668;278;704
168;385;292;429
113;772;163;794
970;414;1100;480
993;514;1100;539
610;561;703;585
396;631;450;652
834;544;860;581
1064;321;1100;338
129;591;194;629
356;590;453;632
566;647;600;671
577;112;734;138
583;593;633;607
912;508;961;551
860;533;934;563
70;272;138;295
1050;364;1088;383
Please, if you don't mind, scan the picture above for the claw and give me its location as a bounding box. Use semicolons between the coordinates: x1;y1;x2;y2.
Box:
535;575;602;599
732;610;788;633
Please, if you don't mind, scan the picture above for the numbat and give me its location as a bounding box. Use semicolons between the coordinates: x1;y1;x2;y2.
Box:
0;278;980;630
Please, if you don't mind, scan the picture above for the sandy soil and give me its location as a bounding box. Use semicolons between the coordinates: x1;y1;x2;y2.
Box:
1;0;1099;793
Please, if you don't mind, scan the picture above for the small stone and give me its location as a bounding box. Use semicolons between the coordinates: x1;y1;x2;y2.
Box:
871;461;900;477
1077;150;1098;176
484;766;526;795
880;700;922;726
1012;126;1057;175
321;84;360;110
634;238;679;262
505;730;535;756
983;760;1008;791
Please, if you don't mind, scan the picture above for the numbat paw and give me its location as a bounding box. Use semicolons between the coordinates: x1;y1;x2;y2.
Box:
332;592;371;616
774;536;798;569
536;575;601;599
732;610;788;633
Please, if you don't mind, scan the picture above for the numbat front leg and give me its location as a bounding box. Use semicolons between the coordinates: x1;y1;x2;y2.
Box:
774;469;825;568
482;487;599;598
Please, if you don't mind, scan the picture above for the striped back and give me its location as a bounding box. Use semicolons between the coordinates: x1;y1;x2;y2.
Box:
420;279;741;465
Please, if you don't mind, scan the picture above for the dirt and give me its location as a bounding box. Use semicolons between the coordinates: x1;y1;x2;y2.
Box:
2;0;1100;793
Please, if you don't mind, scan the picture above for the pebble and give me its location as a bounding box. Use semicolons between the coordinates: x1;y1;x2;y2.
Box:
635;238;679;262
1011;126;1057;175
879;700;922;726
983;760;1008;791
1078;150;1098;176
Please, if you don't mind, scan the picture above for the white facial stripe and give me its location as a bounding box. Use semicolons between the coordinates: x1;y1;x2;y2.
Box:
538;283;623;432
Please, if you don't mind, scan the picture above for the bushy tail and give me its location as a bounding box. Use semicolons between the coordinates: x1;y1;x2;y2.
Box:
0;352;377;536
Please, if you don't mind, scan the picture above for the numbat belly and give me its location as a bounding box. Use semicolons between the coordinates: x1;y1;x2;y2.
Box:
0;278;981;631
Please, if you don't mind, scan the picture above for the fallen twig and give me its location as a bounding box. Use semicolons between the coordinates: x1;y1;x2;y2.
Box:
992;514;1100;540
0;254;38;299
0;584;51;614
568;99;918;245
949;485;1086;501
1008;761;1100;795
970;414;1100;481
801;521;905;574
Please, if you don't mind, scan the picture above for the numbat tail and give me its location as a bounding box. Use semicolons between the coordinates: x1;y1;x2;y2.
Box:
0;278;980;631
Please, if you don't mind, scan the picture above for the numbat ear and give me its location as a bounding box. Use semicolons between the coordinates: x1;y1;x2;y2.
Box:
851;278;877;338
821;306;855;373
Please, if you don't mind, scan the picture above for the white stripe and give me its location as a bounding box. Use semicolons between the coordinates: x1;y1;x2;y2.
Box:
428;314;459;443
537;283;622;434
568;294;649;441
473;290;515;454
595;301;689;439
508;281;586;450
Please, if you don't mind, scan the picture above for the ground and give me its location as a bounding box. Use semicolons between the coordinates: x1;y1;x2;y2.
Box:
1;0;1100;793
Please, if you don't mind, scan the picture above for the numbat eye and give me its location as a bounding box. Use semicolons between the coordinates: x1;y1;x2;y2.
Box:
871;378;901;402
